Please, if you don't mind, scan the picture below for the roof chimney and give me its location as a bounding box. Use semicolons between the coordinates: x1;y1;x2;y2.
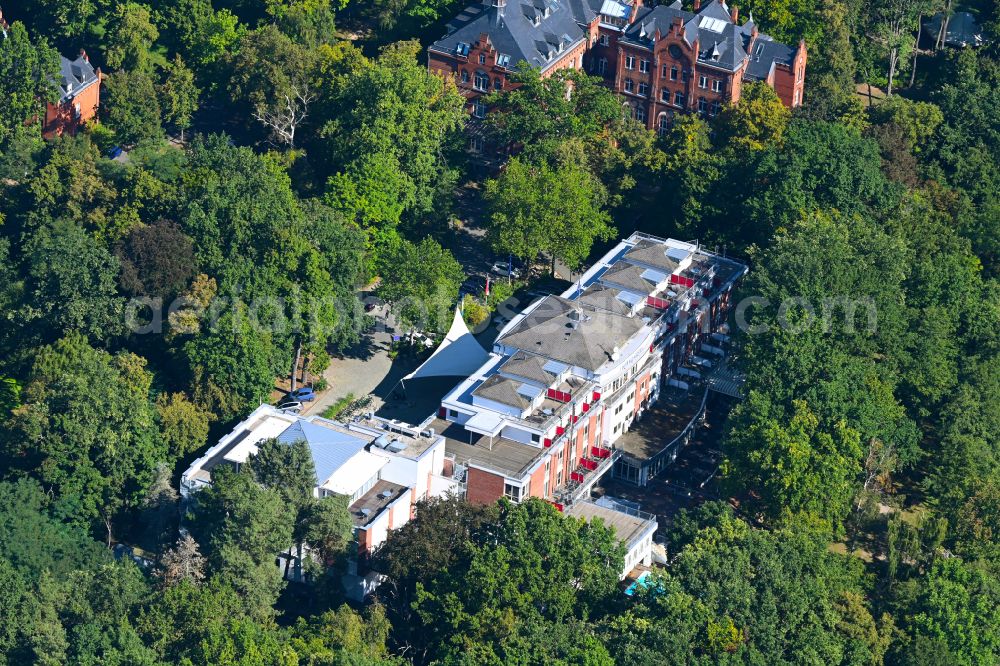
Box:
730;4;738;23
79;48;88;62
693;0;700;10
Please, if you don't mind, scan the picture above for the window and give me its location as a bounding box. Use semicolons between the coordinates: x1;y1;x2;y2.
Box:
660;88;671;103
473;99;487;118
639;59;650;73
597;57;607;75
711;78;723;92
794;89;801;105
494;77;503;91
599;34;610;46
624;78;634;93
670;66;678;81
460;70;469;83
634;106;645;122
674;91;685;107
479;53;486;64
448;409;458;418
503;483;522;502
637;81;649;97
531;433;541;443
658;112;671;135
698;97;708;113
474;71;489;90
682;69;689;82
710;100;721;116
797;66;803;83
698;75;707;89
625;55;635;70
661;64;668;78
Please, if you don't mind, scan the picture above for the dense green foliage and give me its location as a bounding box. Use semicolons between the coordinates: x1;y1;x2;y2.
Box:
0;0;998;662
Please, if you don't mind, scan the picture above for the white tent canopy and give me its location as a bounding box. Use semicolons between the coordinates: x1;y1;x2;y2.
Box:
404;307;489;380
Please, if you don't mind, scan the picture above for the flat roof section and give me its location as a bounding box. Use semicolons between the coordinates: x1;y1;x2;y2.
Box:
428;417;545;479
349;479;409;528
616;386;706;461
566;500;655;549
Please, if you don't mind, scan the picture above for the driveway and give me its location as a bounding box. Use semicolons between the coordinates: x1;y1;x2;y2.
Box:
303;307;421;418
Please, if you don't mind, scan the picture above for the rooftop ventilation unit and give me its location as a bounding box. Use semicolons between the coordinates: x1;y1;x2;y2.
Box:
360;508;372;517
380;489;393;499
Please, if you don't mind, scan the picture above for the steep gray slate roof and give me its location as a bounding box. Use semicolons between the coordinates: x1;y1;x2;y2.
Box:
431;0;587;71
57;55;98;102
497;295;645;372
623;0;793;74
743;36;794;80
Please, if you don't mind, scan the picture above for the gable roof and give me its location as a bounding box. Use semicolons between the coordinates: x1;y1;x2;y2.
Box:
430;0;588;72
276;420;372;487
600;262;661;295
473;373;534;409
744;36;794;80
623;0;795;74
577;283;633;315
501;350;559;384
623;239;684;273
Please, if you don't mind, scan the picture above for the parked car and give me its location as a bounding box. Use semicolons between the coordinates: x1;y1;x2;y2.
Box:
289;387;315;401
107;146;123;159
277;400;302;413
491;261;521;279
460;275;487;297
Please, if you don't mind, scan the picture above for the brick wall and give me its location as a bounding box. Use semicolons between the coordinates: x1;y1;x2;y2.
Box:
43;78;101;138
466;467;506;504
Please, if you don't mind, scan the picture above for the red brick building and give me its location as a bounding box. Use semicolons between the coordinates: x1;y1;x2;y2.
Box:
428;0;805;140
43;51;102;139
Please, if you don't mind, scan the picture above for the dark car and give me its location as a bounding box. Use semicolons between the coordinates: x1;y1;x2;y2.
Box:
289;387;315;401
107;146;123;159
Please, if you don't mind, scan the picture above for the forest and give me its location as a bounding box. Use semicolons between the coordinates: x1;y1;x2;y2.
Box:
0;0;998;662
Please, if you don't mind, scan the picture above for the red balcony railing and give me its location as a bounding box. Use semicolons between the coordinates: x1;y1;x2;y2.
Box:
546;388;572;402
571;472;585;483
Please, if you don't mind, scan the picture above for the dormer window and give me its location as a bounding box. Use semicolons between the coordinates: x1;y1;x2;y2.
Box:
457;42;470;56
479;53;486;64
